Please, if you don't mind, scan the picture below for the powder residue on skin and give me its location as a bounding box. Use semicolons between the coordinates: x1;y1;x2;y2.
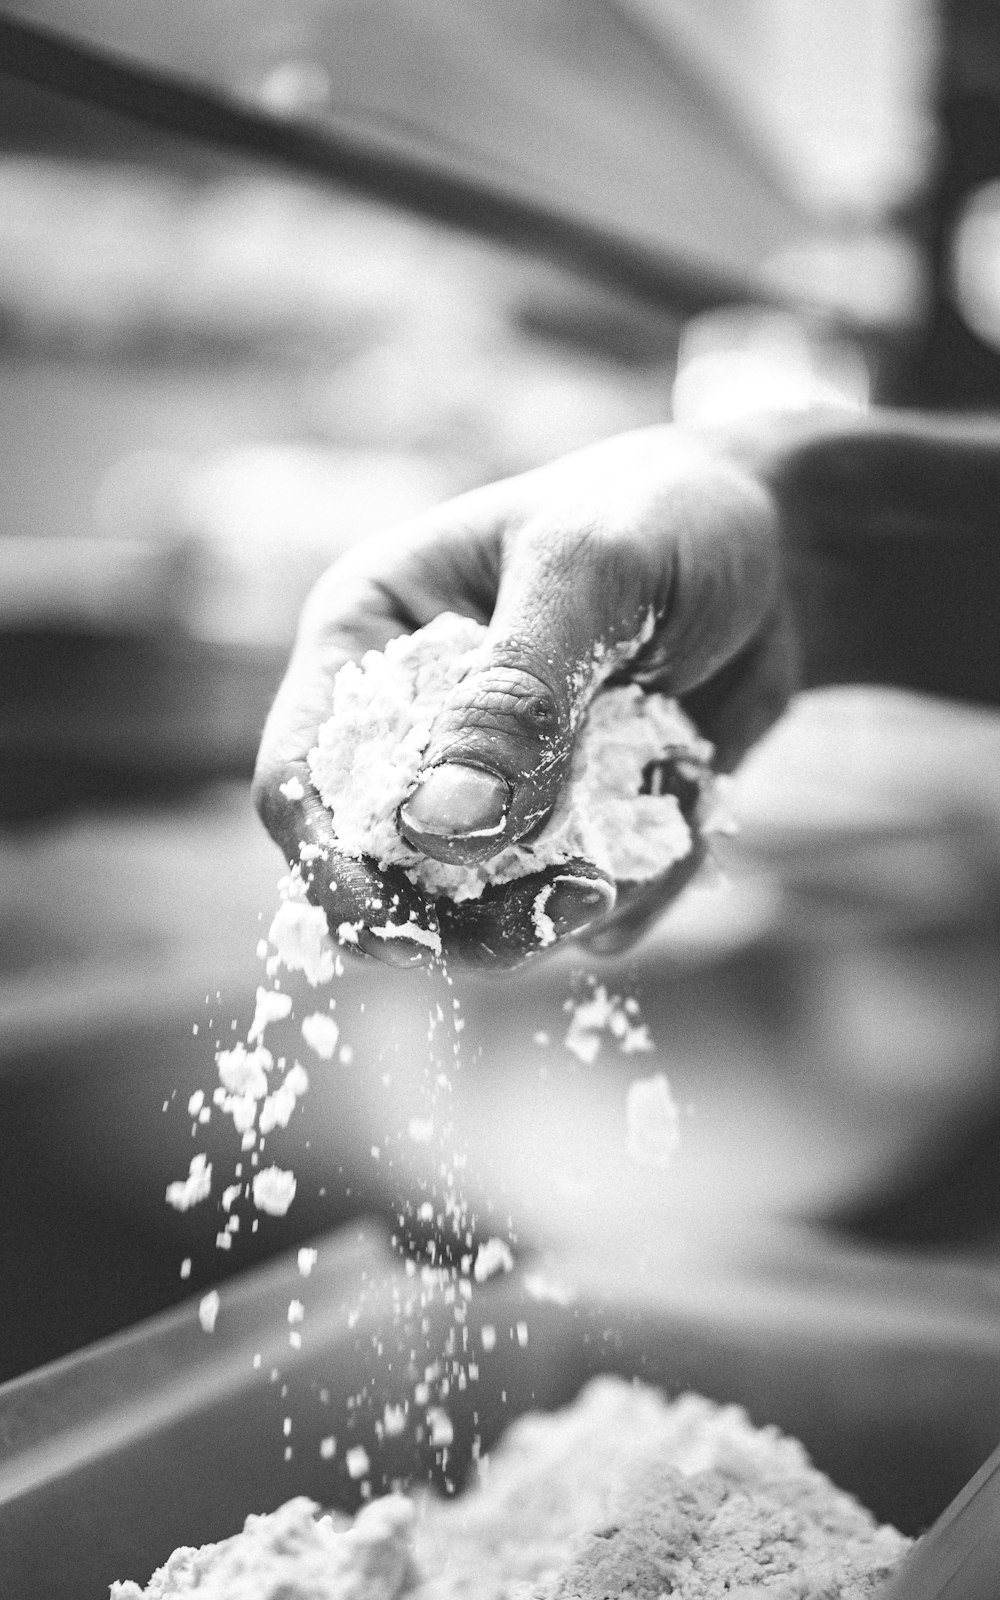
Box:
307;612;716;905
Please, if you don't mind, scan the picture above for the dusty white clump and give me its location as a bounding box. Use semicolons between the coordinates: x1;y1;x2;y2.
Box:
301;1011;339;1059
198;1289;220;1333
473;1237;514;1283
308;613;715;904
266;871;335;985
165;1153;212;1211
247;986;293;1043
252;1165;297;1216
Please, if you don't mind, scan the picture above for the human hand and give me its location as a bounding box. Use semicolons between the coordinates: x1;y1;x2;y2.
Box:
253;426;793;968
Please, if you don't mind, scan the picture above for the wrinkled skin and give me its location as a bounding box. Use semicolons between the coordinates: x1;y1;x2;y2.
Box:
252;426;792;968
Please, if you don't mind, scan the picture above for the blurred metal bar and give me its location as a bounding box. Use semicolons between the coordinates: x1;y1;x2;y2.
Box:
0;10;778;316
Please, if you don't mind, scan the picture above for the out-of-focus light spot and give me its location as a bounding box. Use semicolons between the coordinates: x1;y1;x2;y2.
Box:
259;61;332;117
672;309;869;429
951;181;1000;352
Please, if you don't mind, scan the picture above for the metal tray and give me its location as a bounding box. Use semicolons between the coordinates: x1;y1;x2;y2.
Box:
2;1220;999;1600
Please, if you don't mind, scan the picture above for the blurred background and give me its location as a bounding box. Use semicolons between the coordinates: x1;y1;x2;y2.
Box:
2;0;1000;1384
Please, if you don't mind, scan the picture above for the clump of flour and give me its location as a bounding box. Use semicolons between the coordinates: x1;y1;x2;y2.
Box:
307;612;717;903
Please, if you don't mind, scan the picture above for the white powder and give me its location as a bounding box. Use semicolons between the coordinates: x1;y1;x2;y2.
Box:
247;986;293;1043
252;1165;297;1216
216;1042;272;1098
165;1153;212;1211
259;1062;309;1134
301;1011;340;1059
266;872;335;985
564;984;652;1065
198;1290;220;1333
307;613;716;905
626;1072;680;1169
473;1237;514;1283
297;1246;319;1277
346;1445;371;1480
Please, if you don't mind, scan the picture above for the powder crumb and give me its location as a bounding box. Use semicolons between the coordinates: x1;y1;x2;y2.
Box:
252;1166;297;1216
297;1247;319;1277
278;776;305;801
216;1042;272;1099
565;984;654;1065
320;1436;337;1460
407;1117;434;1144
221;1184;241;1212
266;873;335;986
480;1325;497;1352
287;1300;305;1325
259;1063;309;1134
473;1238;514;1283
384;1404;407;1437
247;986;293;1044
187;1090;205;1117
346;1445;370;1480
300;1012;339;1060
427;1408;454;1448
165;1153;212;1212
337;921;361;945
179;1258;192;1280
626;1072;680;1169
198;1290;220;1333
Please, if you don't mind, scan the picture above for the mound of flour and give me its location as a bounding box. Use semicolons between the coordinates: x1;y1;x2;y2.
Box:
111;1378;909;1598
308;613;717;903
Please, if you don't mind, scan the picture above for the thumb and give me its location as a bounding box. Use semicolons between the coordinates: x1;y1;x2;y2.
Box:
398;517;664;864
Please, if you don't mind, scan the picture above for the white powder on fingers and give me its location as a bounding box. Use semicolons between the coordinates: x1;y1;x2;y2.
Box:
307;613;717;906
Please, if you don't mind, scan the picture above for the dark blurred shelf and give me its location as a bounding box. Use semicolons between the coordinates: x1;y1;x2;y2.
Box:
0;628;286;820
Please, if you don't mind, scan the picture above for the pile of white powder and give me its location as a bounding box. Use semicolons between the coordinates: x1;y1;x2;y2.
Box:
307;613;719;904
111;1378;909;1598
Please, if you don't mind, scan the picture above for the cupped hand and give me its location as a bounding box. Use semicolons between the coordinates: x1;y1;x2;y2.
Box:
252;426;793;968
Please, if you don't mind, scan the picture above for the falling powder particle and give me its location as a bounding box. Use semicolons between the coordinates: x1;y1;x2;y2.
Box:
407;1117;434;1144
300;1012;339;1060
473;1238;514;1283
427;1408;454;1448
383;1404;407;1437
216;1042;272;1099
187;1089;205;1117
297;1247;318;1277
165;1153;212;1212
252;1165;297;1216
198;1290;220;1333
481;1325;497;1352
626;1072;680;1169
179;1258;192;1280
346;1445;370;1479
266;873;335;987
247;986;293;1044
287;1300;305;1325
320;1436;336;1460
